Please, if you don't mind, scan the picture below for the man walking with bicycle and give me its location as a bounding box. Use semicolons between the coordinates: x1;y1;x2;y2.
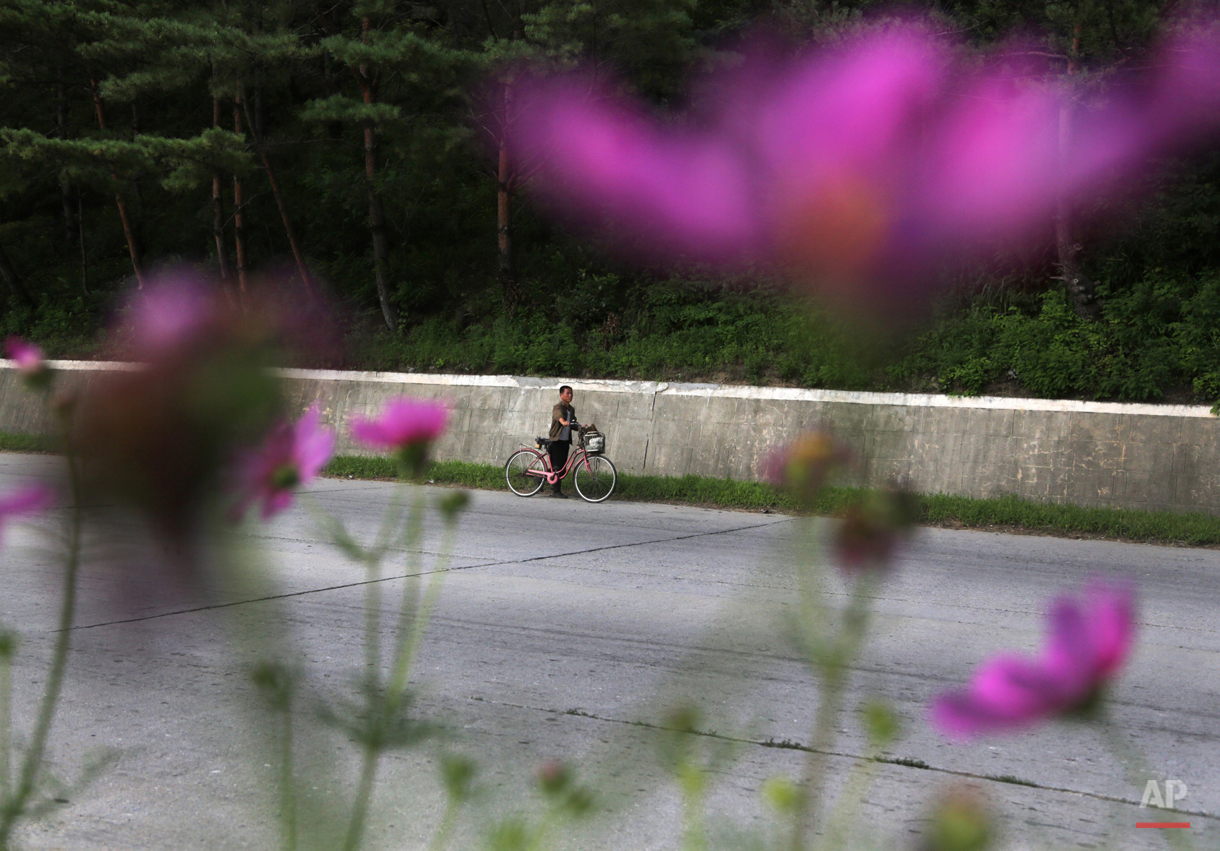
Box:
504;385;615;502
548;385;576;497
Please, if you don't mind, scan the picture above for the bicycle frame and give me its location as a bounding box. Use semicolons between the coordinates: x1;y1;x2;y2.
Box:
520;443;593;485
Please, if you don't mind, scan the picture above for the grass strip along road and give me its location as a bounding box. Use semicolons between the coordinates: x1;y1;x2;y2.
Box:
327;456;1220;548
3;430;1218;547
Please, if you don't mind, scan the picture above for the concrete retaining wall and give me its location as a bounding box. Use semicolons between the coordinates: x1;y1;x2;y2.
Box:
4;361;1219;514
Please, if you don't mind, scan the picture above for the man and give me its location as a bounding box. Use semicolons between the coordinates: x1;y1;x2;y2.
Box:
547;385;576;497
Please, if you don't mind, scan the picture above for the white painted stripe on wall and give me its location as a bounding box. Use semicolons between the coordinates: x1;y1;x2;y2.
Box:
7;360;1217;418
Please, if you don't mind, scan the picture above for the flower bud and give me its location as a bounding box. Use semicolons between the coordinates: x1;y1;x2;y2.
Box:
761;432;850;506
919;785;993;851
536;759;571;796
834;487;917;572
4;336;53;392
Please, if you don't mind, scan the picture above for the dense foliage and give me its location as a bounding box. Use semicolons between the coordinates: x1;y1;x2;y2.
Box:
1;0;1218;403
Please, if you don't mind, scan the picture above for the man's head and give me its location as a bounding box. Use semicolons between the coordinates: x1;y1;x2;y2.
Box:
559;385;573;404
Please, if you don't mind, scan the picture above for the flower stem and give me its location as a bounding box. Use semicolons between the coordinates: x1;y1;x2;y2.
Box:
426;796;461;851
817;745;881;851
386;502;457;713
679;764;708;851
344;486;459;851
342;742;379;851
0;651;10;799
791;576;874;851
0;447;83;846
791;666;844;851
364;556;382;688
279;704;296;851
363;486;411;686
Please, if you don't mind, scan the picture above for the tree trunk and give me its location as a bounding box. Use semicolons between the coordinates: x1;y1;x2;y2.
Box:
233;97;249;296
0;243;35;308
258;149;314;299
130;102;146;228
497;133;522;316
90;79;146;289
239;82;315;301
497;100;514;282
359;18;398;332
212;95;232;286
76;188;89;295
1058;22;1099;321
365;123;397;331
56;77;76;253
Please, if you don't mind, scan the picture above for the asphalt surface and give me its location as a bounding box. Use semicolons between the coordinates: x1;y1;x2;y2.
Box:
0;452;1215;850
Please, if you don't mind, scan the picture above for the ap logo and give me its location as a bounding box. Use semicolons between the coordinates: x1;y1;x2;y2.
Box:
1141;779;1188;809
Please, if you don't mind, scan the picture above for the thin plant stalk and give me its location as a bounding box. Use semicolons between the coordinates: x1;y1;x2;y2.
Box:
364;557;382;686
818;741;883;851
0;447;83;845
342;738;380;851
791;665;845;851
0;650;10;798
343;485;454;851
791;576;874;851
787;517;832;851
363;482;412;682
426;795;462;851
385;487;427;700
279;703;296;851
678;764;708;851
386;500;457;709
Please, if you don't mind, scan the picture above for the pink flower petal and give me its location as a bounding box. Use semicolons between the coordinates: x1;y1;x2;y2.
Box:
510;80;763;263
230;406;336;521
0;484;55;545
507;21;1220;289
931;581;1135;740
4;337;45;374
350;398;448;451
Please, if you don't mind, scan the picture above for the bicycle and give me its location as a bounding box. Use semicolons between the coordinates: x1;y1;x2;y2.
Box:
504;425;618;503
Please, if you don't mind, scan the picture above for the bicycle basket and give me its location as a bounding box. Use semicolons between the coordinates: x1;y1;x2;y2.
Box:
582;430;605;454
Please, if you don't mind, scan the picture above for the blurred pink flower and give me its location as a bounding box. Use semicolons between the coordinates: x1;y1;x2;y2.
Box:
506;22;1220;293
77;273;288;556
4;337;45;375
931;582;1135;740
350;398;448;451
231;407;335;521
0;484;55;544
833;488;917;573
760;432;849;503
121;276;223;359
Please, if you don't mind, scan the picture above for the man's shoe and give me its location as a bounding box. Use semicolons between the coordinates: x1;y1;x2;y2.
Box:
551;490;568;498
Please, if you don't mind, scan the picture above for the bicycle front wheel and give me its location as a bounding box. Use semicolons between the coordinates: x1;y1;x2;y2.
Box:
574;455;617;503
505;449;546;496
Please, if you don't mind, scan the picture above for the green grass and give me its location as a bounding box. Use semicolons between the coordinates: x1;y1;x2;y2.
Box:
320;455;1220;547
877;756;930;770
986;774;1038;787
5;430;1219;547
0;432;58;453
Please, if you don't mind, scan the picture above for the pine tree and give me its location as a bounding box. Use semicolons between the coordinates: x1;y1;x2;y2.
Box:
79;0;314;297
309;1;472;330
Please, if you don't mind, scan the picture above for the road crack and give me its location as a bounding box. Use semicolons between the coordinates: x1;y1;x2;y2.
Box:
465;694;1218;822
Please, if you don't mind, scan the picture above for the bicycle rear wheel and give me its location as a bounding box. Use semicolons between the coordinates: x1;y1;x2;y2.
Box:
505;450;546;496
574;455;617;503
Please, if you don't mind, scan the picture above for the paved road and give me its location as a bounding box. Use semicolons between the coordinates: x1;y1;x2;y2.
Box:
0;453;1215;850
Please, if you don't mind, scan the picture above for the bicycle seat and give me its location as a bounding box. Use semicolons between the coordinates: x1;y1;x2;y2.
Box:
535;436;552;448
